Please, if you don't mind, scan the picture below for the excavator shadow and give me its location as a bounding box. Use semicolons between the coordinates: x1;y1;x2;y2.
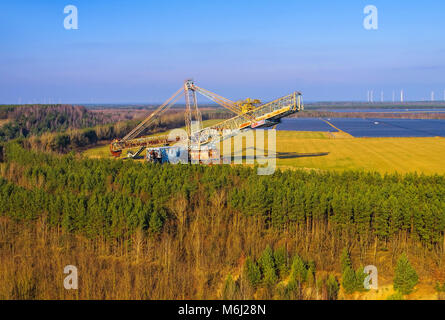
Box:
277;151;330;159
232;147;329;160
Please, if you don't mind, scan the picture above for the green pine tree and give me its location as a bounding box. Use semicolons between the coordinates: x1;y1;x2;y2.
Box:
258;246;278;286
289;254;308;286
273;246;288;278
340;247;352;273
243;257;261;288
393;253;418;295
326;275;339;300
342;266;357;294
149;210;163;233
355;266;368;292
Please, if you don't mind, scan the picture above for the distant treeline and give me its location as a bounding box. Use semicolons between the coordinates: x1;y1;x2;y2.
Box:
26;109;231;153
0;104;232;152
305;102;445;108
0;104;117;141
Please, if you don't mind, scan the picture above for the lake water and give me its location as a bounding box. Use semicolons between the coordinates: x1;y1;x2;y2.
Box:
312;108;445;113
277;118;445;138
277;118;337;132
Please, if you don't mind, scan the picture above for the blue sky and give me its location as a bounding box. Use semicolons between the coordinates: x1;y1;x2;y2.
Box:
1;0;444;103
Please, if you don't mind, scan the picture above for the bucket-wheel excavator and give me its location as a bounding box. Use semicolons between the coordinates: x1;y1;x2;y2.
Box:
110;80;303;162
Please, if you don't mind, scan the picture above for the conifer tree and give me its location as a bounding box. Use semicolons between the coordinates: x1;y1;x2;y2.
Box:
326;275;339;300
340;248;367;294
394;253;418;295
340;247;352;273
243;257;261;288
342;267;358;294
273;246;288;278
258;245;277;286
355;266;367;292
149;209;163;233
290;254;308;286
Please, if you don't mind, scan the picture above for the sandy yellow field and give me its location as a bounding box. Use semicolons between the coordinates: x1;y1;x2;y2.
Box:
275;131;445;174
83;130;445;175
